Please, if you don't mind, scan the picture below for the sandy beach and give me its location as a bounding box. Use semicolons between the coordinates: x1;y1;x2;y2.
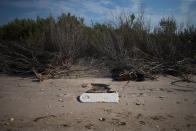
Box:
0;73;196;131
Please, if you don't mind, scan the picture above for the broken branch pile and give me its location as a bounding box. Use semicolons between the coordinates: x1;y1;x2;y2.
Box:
0;41;195;82
0;41;70;81
111;56;196;81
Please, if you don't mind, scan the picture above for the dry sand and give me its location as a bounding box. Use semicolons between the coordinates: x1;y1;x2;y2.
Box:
0;73;196;131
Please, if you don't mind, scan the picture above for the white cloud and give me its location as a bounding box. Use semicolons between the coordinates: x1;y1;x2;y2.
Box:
180;0;195;13
130;0;141;12
1;0;195;26
100;0;112;5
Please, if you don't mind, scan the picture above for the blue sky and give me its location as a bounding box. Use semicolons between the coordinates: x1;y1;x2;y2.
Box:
0;0;196;26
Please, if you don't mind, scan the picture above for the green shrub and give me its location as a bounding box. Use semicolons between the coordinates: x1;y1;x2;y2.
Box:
0;13;195;65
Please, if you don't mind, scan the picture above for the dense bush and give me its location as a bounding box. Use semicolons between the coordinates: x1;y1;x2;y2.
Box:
0;12;195;78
